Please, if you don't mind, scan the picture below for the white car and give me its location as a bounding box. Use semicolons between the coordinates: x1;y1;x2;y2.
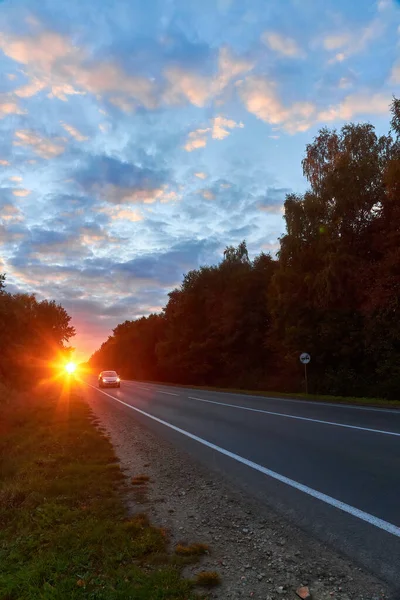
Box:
98;370;121;388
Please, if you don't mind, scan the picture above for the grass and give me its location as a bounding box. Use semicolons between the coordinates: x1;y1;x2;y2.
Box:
134;379;400;409
131;475;150;485
193;572;220;588
175;544;209;557
0;383;198;600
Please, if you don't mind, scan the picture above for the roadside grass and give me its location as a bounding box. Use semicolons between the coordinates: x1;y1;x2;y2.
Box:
193;572;220;588
175;544;209;557
131;475;150;485
0;384;197;600
133;380;400;409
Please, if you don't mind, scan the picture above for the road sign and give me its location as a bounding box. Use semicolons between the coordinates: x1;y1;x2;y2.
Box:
300;353;311;394
300;353;311;364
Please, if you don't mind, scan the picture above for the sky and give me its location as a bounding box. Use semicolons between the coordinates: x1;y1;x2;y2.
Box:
0;0;399;361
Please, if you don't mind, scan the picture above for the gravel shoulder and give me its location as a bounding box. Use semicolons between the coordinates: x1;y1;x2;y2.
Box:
87;392;392;600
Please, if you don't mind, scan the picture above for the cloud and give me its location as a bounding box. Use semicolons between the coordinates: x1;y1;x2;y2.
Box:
0;31;76;71
78;224;121;246
0;203;24;223
61;122;88;142
9;176;22;182
195;172;207;179
240;75;392;132
12;189;31;197
14;77;47;98
0;222;26;245
200;189;216;200
1;25;254;114
215;47;254;93
0;160;10;166
97;205;144;222
318;92;391;122
164;47;253;107
9;238;220;299
184;116;243;150
262;32;305;58
91;185;168;205
211;116;244;139
13;227;92;262
0;31;84;101
257;187;290;213
184;127;210;151
14;130;66;158
322;19;384;63
9;223;122;267
163;68;212;107
69;62;157;109
75;155;171;205
108;208;143;222
0;97;25;119
238;76;315;133
0;29;156;107
111;238;221;285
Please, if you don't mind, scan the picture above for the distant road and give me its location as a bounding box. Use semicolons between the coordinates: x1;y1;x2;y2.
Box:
84;377;400;591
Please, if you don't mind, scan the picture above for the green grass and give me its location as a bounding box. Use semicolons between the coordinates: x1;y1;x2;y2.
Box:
0;385;197;600
135;379;400;409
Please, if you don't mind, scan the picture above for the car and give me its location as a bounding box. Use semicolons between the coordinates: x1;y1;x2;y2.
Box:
98;370;121;388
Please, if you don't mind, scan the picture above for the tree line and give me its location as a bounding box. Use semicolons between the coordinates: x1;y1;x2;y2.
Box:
91;100;399;399
0;274;75;388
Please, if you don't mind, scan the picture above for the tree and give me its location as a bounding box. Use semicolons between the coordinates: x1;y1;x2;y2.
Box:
0;276;75;386
90;99;400;400
223;240;250;264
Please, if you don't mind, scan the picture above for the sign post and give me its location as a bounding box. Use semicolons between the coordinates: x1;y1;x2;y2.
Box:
299;353;311;394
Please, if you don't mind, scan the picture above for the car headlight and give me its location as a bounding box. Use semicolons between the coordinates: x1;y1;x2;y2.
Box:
117;377;120;382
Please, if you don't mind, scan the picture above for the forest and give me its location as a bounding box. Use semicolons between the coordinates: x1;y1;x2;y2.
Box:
0;274;75;387
90;100;399;399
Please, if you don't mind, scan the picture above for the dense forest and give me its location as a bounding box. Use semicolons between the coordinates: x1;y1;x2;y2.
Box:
92;100;400;399
0;274;75;387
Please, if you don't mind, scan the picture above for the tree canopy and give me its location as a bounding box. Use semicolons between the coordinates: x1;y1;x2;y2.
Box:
90;100;400;400
0;276;75;386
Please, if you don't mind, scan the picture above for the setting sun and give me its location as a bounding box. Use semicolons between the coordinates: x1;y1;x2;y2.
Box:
65;362;76;374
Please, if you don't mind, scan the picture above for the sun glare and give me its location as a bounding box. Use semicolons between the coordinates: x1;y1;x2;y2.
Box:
65;362;76;374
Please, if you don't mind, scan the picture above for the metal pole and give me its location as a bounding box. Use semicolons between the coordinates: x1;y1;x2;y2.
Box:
304;363;308;395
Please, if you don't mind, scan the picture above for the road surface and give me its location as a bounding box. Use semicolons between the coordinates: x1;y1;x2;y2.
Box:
83;377;400;591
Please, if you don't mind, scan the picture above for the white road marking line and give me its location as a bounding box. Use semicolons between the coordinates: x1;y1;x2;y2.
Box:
88;383;400;538
158;390;179;396
187;396;400;437
130;381;400;414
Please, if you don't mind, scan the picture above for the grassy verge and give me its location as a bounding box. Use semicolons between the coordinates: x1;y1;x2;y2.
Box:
0;383;198;599
133;379;400;409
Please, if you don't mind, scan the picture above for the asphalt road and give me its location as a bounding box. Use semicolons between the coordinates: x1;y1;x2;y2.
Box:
84;377;400;591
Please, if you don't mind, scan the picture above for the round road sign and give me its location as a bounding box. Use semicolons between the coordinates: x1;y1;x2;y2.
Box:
300;352;311;364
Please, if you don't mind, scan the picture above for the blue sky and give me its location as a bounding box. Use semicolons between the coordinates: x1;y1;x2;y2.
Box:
0;0;399;360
